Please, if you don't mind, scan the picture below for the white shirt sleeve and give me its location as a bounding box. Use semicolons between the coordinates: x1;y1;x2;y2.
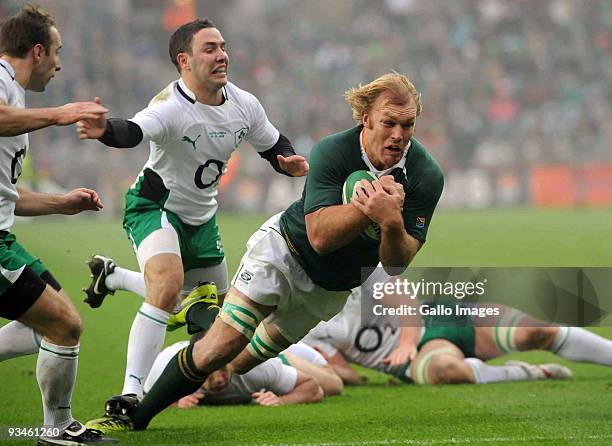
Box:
244;92;280;152
130;100;180;145
268;359;298;395
283;342;328;366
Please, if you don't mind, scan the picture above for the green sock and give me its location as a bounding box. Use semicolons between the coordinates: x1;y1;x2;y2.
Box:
186;305;219;334
131;344;206;430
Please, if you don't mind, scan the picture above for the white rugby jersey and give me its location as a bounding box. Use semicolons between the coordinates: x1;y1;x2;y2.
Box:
129;79;279;225
0;60;28;231
145;341;297;405
303;290;407;377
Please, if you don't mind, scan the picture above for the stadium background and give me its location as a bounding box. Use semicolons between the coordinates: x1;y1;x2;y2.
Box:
1;0;611;215
1;1;611;445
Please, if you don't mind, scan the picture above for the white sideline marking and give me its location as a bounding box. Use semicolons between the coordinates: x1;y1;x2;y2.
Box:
249;434;612;446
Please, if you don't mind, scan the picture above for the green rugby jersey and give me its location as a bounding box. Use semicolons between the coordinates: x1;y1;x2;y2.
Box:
280;126;444;291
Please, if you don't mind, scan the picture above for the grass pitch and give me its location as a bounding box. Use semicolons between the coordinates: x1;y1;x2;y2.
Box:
2;209;612;445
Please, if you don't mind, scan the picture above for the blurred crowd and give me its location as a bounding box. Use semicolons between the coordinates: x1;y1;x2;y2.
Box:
1;0;610;212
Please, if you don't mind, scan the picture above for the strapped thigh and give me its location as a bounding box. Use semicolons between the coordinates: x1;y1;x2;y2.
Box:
246;322;287;362
219;291;264;339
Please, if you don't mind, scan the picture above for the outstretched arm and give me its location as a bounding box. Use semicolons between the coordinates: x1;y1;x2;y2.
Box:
258;134;309;177
15;187;103;216
0;101;108;137
77;97;143;148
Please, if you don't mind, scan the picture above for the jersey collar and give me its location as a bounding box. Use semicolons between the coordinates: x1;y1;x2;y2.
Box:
0;59;16;80
176;78;228;106
359;128;411;176
176;78;196;104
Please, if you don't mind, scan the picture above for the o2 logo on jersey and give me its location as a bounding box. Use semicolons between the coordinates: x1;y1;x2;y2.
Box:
10;146;27;184
354;326;383;353
194;159;224;189
234;127;248;147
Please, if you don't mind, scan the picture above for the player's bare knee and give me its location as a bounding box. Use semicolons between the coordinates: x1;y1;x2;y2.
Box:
145;270;183;310
429;355;472;384
54;309;83;345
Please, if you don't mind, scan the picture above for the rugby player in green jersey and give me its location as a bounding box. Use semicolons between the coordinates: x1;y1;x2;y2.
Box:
87;72;444;433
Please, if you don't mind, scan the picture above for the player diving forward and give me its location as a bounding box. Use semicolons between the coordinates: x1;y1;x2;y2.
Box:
303;288;612;386
85;72;444;432
76;17;308;413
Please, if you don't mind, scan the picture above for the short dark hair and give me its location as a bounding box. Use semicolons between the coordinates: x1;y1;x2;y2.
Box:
0;4;55;57
168;18;216;73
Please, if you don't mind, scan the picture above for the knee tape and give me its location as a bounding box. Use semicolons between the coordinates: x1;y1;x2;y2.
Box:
413;348;460;385
494;308;526;353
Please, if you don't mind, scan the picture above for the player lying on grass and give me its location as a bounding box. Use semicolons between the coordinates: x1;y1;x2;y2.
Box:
76;16;308;412
303;288;612;385
84;72;444;433
0;6;114;445
140;340;341;409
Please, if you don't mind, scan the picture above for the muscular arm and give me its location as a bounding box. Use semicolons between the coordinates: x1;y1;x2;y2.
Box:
0;101;107;137
378;223;421;274
305;203;371;255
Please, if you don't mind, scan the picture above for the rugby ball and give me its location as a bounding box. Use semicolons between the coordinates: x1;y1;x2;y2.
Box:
342;170;381;241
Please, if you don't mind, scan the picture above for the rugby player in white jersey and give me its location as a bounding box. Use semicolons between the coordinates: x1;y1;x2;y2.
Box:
76;18;308;414
303;286;612;386
0;5;115;445
139;340;340;410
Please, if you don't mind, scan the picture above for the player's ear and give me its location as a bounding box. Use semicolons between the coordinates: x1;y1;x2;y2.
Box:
362;112;372;129
32;44;44;62
177;52;190;72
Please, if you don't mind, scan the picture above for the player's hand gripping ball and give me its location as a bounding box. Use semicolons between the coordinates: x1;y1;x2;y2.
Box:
342;170;381;241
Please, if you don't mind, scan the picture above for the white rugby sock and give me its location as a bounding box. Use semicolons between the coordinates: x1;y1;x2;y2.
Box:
106;266;147;298
122;303;169;398
552;327;612;366
465;358;530;383
0;321;42;360
37;339;78;431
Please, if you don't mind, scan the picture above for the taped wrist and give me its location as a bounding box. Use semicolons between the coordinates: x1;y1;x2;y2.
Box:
258;133;296;176
99;118;143;148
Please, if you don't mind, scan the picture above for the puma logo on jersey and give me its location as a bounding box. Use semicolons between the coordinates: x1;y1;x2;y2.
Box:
181;134;202;150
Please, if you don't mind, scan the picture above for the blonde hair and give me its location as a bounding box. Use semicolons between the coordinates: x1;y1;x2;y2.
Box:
344;72;422;123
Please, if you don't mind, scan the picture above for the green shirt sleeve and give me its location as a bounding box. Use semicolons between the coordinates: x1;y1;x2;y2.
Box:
302;138;345;215
402;156;444;243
